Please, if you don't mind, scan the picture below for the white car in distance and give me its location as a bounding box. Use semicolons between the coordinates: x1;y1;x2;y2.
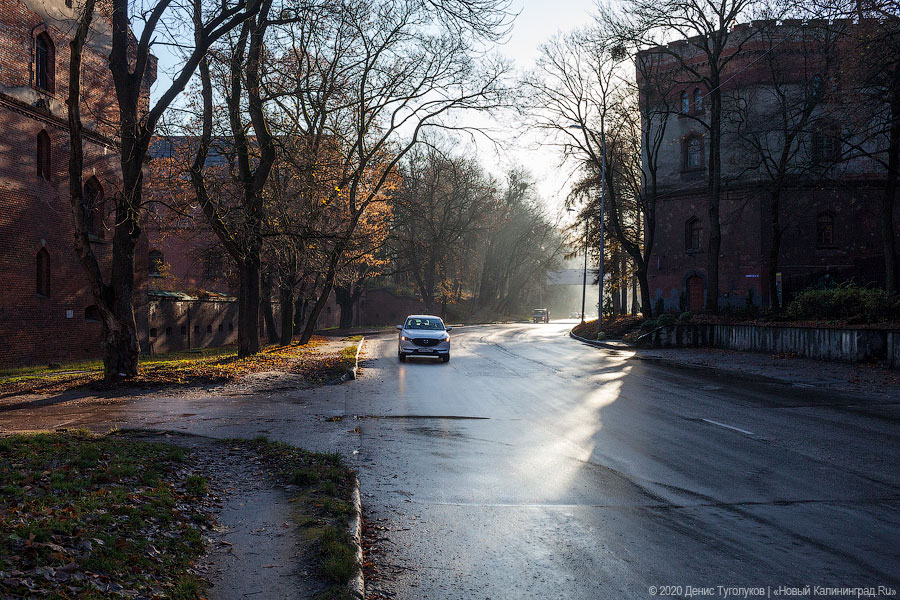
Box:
397;315;451;363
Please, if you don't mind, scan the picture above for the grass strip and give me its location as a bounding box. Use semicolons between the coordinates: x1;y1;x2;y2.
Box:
0;430;211;599
0;337;359;395
231;436;358;600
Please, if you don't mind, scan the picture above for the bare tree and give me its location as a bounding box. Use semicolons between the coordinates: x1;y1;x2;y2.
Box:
392;142;497;314
476;170;566;316
190;0;277;357
265;0;511;344
827;0;900;292
67;0;260;380
522;23;676;317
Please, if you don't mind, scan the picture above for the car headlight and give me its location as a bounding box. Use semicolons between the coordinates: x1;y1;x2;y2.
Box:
401;335;409;341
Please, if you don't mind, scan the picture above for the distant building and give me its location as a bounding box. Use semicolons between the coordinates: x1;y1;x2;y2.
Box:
638;20;900;312
0;0;155;366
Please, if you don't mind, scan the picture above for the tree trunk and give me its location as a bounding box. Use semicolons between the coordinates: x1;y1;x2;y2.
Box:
631;273;638;316
104;177;142;379
883;100;899;293
636;264;652;319
335;285;355;330
279;285;295;345
238;257;261;357
67;0;140;382
421;265;436;314
767;190;783;309
706;81;723;314
611;278;621;314
299;256;339;345
260;273;278;344
296;298;307;332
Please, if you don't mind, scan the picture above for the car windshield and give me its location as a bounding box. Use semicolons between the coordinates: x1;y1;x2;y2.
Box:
533;310;547;315
405;318;445;330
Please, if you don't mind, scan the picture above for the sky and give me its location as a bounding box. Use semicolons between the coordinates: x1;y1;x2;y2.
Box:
476;0;598;217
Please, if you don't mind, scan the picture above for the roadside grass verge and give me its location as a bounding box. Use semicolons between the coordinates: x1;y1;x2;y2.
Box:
297;341;360;385
231;436;358;600
0;430;212;599
572;315;642;341
0;336;358;396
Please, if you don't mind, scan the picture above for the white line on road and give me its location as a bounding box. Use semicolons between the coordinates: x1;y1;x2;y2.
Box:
701;418;755;436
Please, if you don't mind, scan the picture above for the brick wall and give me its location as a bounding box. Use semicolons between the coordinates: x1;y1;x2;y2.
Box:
648;184;900;312
0;0;152;367
640;21;900;311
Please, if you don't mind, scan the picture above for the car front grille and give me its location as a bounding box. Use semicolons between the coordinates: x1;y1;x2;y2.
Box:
412;338;442;347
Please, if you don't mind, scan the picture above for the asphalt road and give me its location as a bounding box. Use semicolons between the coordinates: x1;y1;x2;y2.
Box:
3;322;899;599
341;321;900;599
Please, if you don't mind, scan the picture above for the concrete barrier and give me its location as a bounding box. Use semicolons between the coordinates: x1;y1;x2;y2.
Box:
640;323;900;368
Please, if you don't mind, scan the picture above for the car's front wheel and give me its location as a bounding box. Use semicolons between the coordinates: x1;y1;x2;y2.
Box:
441;354;450;363
398;351;406;362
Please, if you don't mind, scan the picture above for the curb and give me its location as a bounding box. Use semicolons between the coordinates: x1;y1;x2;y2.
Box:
568;329;807;388
330;337;364;385
347;475;365;599
568;329;634;351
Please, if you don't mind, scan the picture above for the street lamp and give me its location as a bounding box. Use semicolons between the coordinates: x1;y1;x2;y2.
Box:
567;206;588;323
568;123;607;337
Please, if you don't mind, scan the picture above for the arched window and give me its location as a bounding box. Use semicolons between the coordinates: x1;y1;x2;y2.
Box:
34;32;54;92
149;250;164;276
816;212;835;247
37;130;51;180
680;90;689;114
812;126;841;163
686;217;703;251
693;88;703;112
683;135;704;171
36;248;50;296
85;305;101;322
83;177;103;237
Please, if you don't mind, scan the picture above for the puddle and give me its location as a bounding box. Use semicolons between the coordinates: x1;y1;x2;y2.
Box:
323;414;489;421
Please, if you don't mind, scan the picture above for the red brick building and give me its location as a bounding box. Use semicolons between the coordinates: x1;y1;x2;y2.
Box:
638;20;900;312
0;0;153;366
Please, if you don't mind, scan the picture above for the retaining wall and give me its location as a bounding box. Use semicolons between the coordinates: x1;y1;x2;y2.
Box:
641;323;900;369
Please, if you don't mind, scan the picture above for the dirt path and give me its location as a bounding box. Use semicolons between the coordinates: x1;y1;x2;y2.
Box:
127;431;330;600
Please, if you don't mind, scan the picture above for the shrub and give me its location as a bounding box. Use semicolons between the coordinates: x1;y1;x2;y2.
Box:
678;311;693;324
656;313;676;327
639;318;658;332
786;283;900;322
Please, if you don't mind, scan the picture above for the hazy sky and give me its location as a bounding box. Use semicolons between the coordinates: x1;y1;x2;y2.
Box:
475;0;597;216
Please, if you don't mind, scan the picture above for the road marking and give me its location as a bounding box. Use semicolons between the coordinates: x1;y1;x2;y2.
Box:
701;418;754;436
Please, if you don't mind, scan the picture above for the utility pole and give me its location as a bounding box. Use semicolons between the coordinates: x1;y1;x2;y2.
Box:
581;219;589;323
598;130;606;337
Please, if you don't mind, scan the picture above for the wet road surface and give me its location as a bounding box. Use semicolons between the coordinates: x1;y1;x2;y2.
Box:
3;322;899;598
339;323;900;599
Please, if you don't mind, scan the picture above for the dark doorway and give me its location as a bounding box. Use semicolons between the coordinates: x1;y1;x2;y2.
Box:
687;276;704;312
